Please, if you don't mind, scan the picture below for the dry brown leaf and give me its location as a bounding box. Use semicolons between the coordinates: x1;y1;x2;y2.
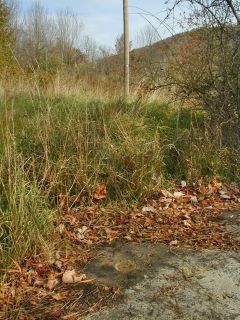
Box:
213;181;222;190
181;180;187;188
145;217;154;225
62;270;87;284
34;278;45;288
64;215;77;226
75;226;88;240
161;189;173;198
52;292;67;301
170;240;178;246
142;206;156;213
220;194;231;200
183;220;192;227
35;263;49;275
174;191;185;198
94;184;107;200
190;196;198;203
46;278;59;290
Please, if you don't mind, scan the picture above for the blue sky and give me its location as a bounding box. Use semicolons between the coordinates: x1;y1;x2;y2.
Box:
20;0;184;48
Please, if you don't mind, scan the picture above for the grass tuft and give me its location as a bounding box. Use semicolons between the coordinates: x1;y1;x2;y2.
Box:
0;94;239;266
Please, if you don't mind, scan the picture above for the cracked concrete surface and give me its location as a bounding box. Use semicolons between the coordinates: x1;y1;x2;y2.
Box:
84;211;240;320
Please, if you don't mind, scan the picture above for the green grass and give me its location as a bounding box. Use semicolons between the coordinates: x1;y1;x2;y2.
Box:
0;93;239;267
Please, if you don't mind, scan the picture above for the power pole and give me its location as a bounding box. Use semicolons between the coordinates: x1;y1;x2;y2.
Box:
123;0;129;97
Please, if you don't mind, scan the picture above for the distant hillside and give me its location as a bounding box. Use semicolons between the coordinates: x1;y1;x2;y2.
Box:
97;28;205;86
95;25;236;96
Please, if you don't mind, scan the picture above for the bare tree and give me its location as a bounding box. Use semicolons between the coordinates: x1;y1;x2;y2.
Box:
55;9;83;49
5;0;20;29
135;25;159;47
162;0;240;144
12;1;85;70
80;35;97;62
97;45;112;75
15;1;55;68
54;9;84;66
26;2;54;51
115;34;125;55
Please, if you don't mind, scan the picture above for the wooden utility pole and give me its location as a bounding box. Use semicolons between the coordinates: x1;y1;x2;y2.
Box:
123;0;129;97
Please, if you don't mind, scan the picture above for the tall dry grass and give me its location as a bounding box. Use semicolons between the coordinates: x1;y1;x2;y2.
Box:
0;92;239;268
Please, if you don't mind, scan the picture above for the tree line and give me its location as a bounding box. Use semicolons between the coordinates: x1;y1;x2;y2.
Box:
1;0;240;145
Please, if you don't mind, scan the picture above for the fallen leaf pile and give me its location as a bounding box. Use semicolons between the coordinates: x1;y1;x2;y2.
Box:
0;255;119;320
61;180;240;251
1;180;240;319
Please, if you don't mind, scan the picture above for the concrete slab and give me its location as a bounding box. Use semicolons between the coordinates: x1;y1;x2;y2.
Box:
84;211;240;320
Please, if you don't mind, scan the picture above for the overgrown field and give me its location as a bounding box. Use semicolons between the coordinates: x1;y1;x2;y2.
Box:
0;94;239;267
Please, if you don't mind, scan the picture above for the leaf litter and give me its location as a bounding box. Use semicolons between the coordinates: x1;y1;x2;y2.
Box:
1;180;240;319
